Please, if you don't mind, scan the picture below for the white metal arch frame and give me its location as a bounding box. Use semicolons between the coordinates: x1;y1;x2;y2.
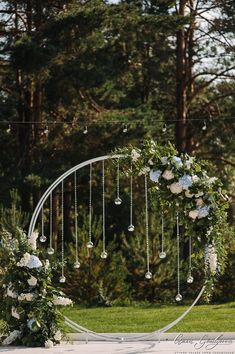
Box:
28;154;205;342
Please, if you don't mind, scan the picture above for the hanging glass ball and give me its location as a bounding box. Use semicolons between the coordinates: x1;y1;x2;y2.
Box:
145;271;152;280
128;224;135;232
86;241;94;249
73;261;81;269
101;251;108;259
175;293;182;302
59;275;66;283
114;197;122;205
40;234;47;242
187;275;194;284
159;251;166;259
47;247;54;255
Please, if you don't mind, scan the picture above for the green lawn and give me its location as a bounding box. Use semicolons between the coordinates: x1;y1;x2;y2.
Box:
61;302;235;333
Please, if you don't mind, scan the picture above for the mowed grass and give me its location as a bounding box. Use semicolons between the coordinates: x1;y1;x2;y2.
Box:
61;302;235;333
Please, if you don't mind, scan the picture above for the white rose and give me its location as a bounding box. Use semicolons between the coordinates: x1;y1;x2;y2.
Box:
192;175;200;183
27;276;37;287
45;339;54;348
189;210;199;220
18;293;34;302
54;330;62;341
162;170;174;180
195;191;204;197
196;198;204;207
169;182;183;194
185;190;194;198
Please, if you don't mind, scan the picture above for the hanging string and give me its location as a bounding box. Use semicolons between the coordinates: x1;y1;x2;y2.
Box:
175;211;182;301
101;160;108;259
144;174;152;280
40;205;47;242
47;192;54;255
128;162;135;232
114;158;122;205
59;181;66;283
159;209;166;259
87;163;94;248
187;234;194;283
74;171;80;269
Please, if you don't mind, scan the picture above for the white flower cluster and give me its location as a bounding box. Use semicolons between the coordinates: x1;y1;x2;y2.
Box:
11;306;20;320
18;293;34;302
2;330;21;345
52;295;72;306
28;231;39;251
45;339;54;348
131;149;141;162
54;330;62;341
17;252;31;267
17;253;42;269
205;244;218;273
6;284;18;299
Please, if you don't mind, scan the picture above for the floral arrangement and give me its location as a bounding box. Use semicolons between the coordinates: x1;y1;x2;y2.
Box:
115;140;230;292
0;227;72;347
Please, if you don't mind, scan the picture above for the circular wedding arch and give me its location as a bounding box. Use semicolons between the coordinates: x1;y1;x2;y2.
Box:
28;155;206;342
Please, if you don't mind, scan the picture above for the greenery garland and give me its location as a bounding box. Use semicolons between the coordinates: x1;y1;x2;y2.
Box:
115;140;230;295
0;227;72;347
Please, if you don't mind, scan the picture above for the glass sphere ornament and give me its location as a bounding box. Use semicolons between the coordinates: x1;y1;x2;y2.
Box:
40;234;47;242
86;241;94;249
47;247;54;255
187;275;194;284
175;293;182;302
59;275;66;283
73;261;81;269
101;251;108;259
145;271;152;280
128;224;135;232
114;197;122;205
159;251;166;259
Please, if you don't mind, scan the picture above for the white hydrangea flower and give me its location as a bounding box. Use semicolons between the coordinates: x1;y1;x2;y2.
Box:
27;275;37;287
198;206;210;219
131;149;141;162
178;175;193;190
28;231;39;251
196;198;204;207
189;210;199;220
27;255;42;269
18;293;34;302
54;330;62;341
171;156;183;168
11;307;20;320
205;244;217;273
149;170;161;182
162;169;174;180
160;156;168;165
168;182;183;194
17;253;31;267
52;295;72;306
185;190;194;198
2;330;21;345
45;339;54;348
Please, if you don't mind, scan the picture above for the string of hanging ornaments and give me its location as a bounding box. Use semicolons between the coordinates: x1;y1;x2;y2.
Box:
33;140;229;303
